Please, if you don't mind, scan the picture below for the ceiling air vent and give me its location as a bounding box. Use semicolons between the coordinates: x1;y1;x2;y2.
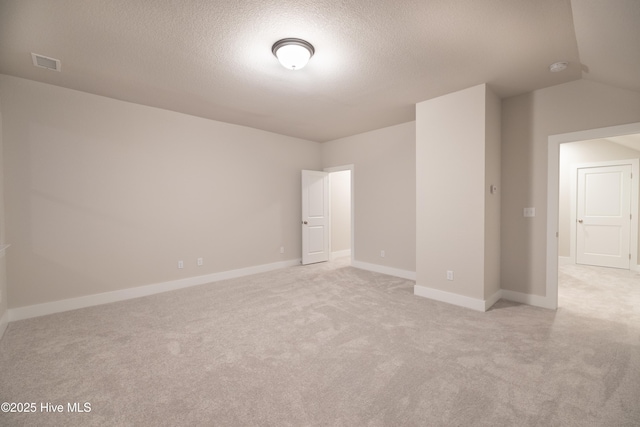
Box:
31;53;61;71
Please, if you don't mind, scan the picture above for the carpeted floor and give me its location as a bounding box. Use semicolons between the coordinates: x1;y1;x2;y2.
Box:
0;259;639;426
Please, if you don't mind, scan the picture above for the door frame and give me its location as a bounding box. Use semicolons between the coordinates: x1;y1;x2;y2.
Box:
324;164;355;265
569;159;639;268
547;121;640;310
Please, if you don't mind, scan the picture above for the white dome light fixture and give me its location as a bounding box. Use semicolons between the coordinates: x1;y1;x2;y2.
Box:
272;38;315;70
549;61;569;72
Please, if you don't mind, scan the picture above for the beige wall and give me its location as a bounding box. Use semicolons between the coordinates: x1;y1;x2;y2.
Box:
484;88;501;299
416;84;492;301
559;139;640;261
330;170;351;253
0;89;7;334
4;72;639;313
0;75;321;309
502;79;640;296
321;122;416;272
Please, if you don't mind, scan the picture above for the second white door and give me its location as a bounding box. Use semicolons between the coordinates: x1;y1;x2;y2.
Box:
576;164;632;269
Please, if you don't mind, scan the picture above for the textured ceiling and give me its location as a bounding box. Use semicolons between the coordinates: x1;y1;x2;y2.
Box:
571;0;640;93
0;0;637;142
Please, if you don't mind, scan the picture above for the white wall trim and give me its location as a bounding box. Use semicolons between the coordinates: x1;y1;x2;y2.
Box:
352;260;416;281
484;290;502;311
331;249;352;259
414;285;486;312
0;310;8;341
413;286;555;312
548;122;640;311
8;259;301;322
500;289;556;310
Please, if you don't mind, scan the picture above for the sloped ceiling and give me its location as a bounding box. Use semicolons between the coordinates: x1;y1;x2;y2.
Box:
0;0;637;142
608;134;640;152
571;0;640;93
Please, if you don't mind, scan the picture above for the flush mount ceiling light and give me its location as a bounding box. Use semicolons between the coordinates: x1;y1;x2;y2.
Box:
549;61;569;72
272;38;315;70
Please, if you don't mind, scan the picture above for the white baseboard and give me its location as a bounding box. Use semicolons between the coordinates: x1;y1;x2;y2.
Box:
5;257;558;323
0;310;8;341
352;260;416;281
558;256;573;266
413;285;488;312
500;289;556;310
484;290;502;311
413;285;554;312
331;249;352;259
8;259;301;322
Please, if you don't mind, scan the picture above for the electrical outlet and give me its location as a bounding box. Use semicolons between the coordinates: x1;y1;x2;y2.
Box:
280;246;285;254
178;260;184;269
380;250;385;258
446;270;454;281
197;258;203;266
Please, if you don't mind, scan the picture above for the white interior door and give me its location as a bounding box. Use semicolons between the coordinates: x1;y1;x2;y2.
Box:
576;164;631;269
302;170;329;265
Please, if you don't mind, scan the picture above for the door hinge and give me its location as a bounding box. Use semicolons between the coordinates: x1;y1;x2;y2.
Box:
629;254;632;260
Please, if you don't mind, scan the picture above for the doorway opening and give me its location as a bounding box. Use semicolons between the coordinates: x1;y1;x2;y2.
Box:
325;165;354;266
547;122;640;309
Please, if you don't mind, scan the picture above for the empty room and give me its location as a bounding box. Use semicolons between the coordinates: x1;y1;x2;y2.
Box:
1;0;639;425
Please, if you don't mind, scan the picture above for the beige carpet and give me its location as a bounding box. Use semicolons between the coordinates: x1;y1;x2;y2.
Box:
0;259;639;426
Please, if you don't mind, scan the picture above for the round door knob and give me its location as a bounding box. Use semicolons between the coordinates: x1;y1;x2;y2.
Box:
578;219;583;223
303;221;308;225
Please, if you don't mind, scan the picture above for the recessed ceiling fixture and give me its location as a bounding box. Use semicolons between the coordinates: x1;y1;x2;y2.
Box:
549;61;568;72
272;38;315;70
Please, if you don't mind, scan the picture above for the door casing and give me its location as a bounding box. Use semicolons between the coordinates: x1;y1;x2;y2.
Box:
324;164;355;264
547;122;640;310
